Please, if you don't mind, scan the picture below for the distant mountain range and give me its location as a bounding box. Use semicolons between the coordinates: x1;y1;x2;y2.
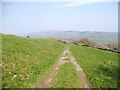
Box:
24;31;118;45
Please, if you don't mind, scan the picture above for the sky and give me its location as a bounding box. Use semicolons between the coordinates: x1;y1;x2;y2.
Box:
1;0;119;35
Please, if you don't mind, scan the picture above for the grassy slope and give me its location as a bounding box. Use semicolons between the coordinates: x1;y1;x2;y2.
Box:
0;34;2;87
2;34;65;88
70;45;118;88
50;62;79;88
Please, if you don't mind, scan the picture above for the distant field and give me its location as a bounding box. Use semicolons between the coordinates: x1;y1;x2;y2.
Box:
70;45;118;88
50;62;79;88
2;34;65;88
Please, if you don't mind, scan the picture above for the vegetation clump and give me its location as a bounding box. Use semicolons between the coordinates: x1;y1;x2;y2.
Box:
73;38;96;47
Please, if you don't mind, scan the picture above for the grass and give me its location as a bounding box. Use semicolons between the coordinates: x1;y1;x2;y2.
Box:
0;34;2;88
2;34;65;88
70;45;118;88
50;62;80;88
64;57;69;61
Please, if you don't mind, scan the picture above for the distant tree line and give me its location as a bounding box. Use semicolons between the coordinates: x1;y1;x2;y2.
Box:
73;38;96;47
72;38;119;53
57;38;119;53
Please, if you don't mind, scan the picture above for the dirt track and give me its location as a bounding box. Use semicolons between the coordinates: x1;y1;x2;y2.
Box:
36;47;91;88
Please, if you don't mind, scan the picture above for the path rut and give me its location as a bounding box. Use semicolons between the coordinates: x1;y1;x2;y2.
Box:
36;47;91;88
65;48;91;88
36;49;68;88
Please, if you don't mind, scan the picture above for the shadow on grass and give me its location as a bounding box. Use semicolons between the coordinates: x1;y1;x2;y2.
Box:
96;64;118;87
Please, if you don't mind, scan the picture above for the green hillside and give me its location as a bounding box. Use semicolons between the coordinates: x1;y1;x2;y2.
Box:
70;45;118;88
2;34;65;88
2;34;118;88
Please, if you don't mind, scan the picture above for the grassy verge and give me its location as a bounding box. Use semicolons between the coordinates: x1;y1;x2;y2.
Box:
2;34;65;88
0;34;2;88
70;45;118;88
50;62;79;88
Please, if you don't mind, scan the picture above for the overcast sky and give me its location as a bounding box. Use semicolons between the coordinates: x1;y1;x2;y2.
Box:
1;0;119;35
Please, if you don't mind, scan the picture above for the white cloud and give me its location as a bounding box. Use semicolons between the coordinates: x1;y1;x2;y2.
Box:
63;0;119;7
1;0;119;7
1;0;68;2
1;0;119;2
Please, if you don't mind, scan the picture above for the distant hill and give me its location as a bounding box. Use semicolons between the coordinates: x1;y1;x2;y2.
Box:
24;31;118;45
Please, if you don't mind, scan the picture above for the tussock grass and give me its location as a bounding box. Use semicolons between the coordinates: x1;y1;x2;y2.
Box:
70;45;118;88
2;34;65;88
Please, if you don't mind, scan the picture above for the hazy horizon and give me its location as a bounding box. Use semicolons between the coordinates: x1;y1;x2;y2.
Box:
1;1;118;35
